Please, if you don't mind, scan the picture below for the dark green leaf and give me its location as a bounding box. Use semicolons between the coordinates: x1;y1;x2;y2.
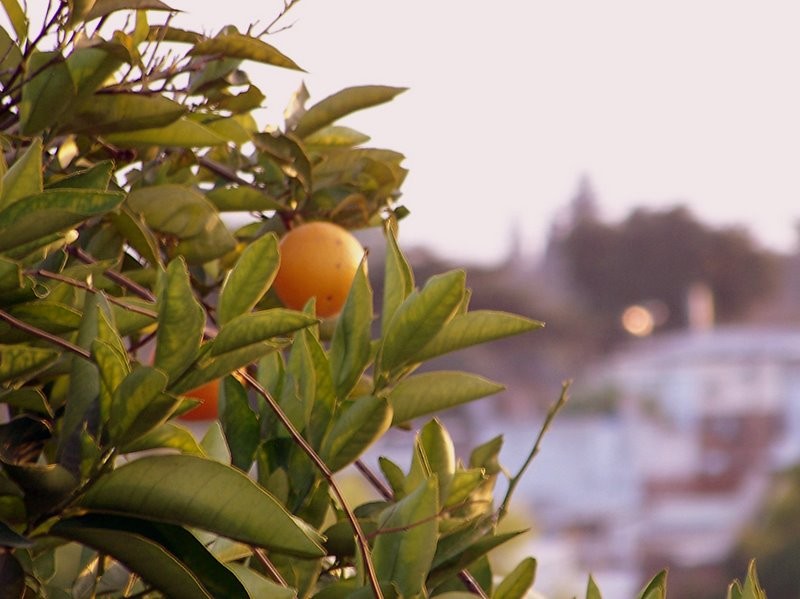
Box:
381;223;414;337
389;371;504;425
0;387;51;416
217;233;280;326
51;515;216;599
378;270;465;378
320;395;391;472
0;138;42;210
294;85;406;139
221;376;259;471
110;206;163;267
119;422;204;455
0;27;22;87
0;189;124;252
189;32;304;71
329;260;372;398
493;557;537;599
173;341;277;394
154;258;204;384
0;520;30;548
78;454;325;557
0;257;21;292
109;366;175;445
20;51;76;135
3;462;77;517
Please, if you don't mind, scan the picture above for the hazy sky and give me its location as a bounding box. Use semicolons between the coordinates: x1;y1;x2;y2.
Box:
22;1;800;265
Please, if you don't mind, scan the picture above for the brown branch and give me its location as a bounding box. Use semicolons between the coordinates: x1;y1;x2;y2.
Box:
252;548;289;586
67;247;156;302
240;371;384;599
0;308;91;360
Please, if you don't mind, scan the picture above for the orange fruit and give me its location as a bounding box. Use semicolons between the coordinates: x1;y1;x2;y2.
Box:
179;379;220;421
273;221;365;318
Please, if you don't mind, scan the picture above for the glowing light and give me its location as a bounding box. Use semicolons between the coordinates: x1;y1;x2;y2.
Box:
622;305;655;337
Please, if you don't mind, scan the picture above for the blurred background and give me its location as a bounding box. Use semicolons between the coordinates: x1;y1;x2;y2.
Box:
182;1;800;596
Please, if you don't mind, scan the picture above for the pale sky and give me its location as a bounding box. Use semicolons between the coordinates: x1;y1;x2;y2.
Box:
25;2;800;265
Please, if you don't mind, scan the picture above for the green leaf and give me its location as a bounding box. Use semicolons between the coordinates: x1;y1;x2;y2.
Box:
69;92;185;134
294;85;407;139
0;257;21;292
3;462;77;517
110;206;163;267
0;189;124;253
217;233;280;326
329;260;372;398
0;387;51;416
47;160;114;191
304;126;371;148
189;32;304;71
0;28;22;87
173;342;277;394
0;138;42;210
86;0;176;20
389;371;505;425
636;570;667;599
414;311;544;362
372;477;439;598
381;223;414;337
226;562;297;599
20;51;76;135
211;309;316;355
733;560;766;599
417;419;455;505
320;395;391;472
0;344;59;384
206;186;283;212
430;527;525;587
1;0;27;41
78;454;325;557
213;84;266;114
378;270;465;378
109;366;175;445
0;520;30;548
220;376;259;471
120;421;205;455
51;515;219;599
65;44;128;98
105;116;228;147
445;468;488;509
587;574;603;599
155;258;205;384
493;557;537;599
201;421;232;464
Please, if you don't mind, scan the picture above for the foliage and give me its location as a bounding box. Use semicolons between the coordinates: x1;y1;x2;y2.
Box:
0;2;768;598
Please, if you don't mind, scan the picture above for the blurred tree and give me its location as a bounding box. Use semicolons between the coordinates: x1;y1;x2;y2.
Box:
550;183;779;338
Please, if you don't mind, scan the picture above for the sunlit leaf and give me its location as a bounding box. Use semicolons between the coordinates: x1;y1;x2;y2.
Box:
294;85;407;139
217;233;280;325
493;557;537;599
189;32;304;71
109;366;175;445
206;187;283;212
0;138;42;210
389;371;505;425
320;395;391;472
0;0;27;41
85;0;176;20
105;117;228;147
68;92;185;134
636;570;667;599
78;454;325;557
587;574;603;599
0;344;59;384
211;309;316;355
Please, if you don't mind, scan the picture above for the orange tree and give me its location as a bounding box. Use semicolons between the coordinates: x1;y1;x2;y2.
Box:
0;2;765;598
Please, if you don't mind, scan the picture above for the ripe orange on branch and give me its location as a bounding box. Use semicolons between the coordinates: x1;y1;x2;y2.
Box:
179;379;220;421
273;221;365;318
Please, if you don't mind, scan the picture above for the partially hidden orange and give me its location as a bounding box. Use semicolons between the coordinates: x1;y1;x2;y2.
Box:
179;379;219;421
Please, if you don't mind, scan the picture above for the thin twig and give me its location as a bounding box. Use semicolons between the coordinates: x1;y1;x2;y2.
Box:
0;308;91;360
241;371;384;599
252;548;289;586
34;270;158;319
67;247;156;302
498;381;571;521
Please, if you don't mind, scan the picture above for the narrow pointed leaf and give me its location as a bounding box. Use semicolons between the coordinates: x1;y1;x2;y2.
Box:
189;32;303;71
414;311;544;362
320;395;391;472
0;344;59;384
294;85;406;139
50;515;216;599
119;422;205;455
206;186;283;212
493;557;537;599
109;366;174;445
211;309;317;355
217;233;280;326
381;224;414;337
155;258;204;384
226;562;297;599
587;574;603;599
0;520;30;548
417;419;455;505
105;117;227;147
378;270;465;376
0;189;124;252
389;371;504;425
304;125;371;148
86;0;176;20
220;376;260;471
1;0;27;41
172;342;277;394
636;570;667;599
329;260;372;398
69;91;185;134
78;454;325;557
